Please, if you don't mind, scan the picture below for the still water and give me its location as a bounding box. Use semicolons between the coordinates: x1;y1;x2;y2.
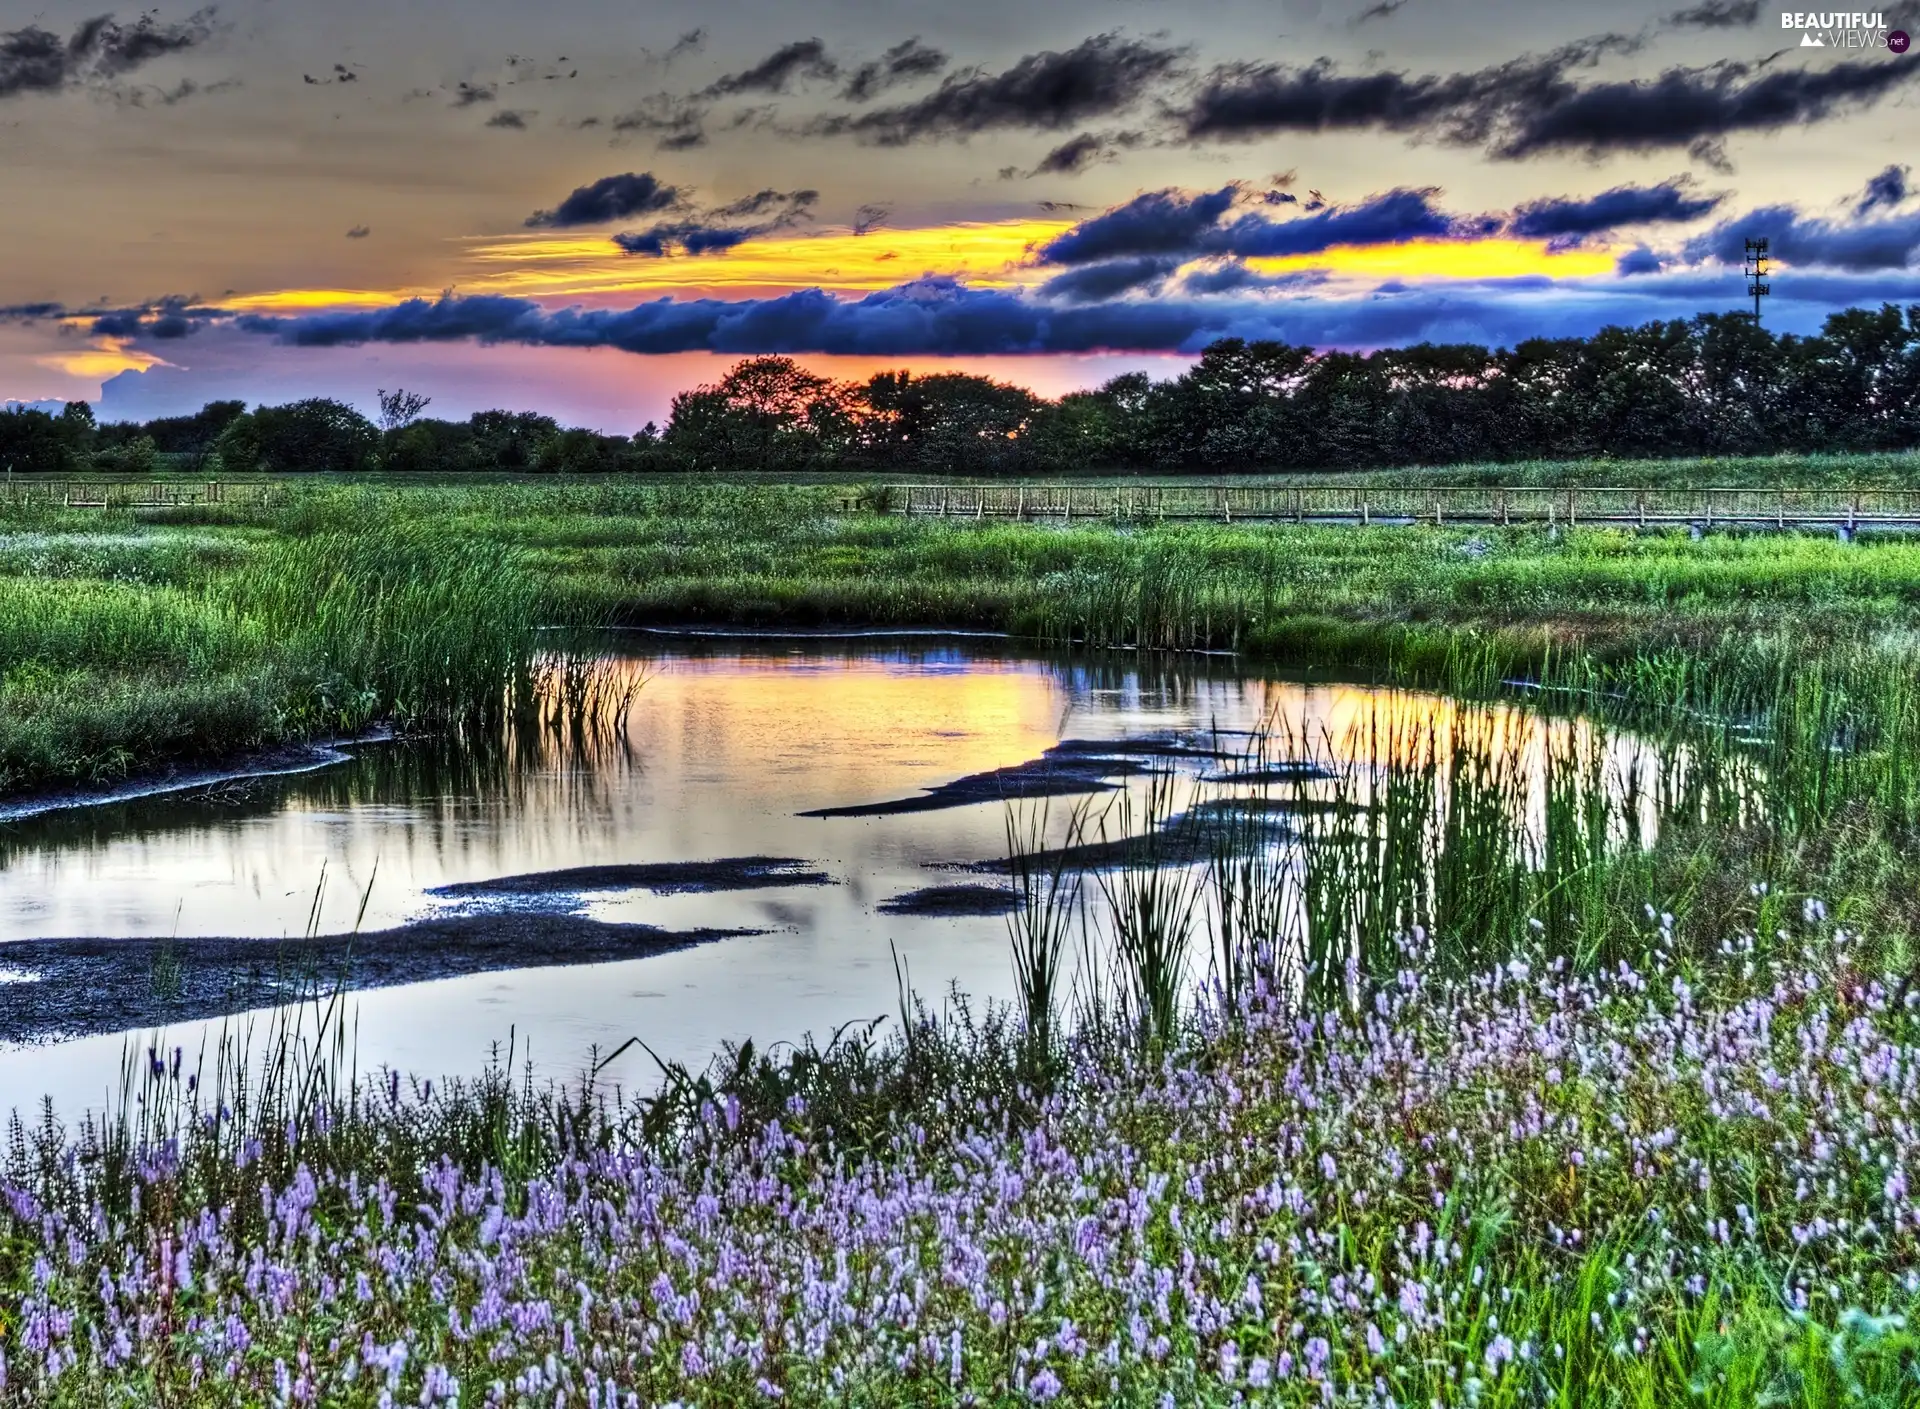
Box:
0;639;1629;1116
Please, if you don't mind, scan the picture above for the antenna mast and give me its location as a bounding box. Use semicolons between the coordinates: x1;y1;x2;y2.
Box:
1744;237;1771;325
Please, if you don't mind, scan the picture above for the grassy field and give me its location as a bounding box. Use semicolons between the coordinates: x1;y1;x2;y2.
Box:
7;471;1920;1403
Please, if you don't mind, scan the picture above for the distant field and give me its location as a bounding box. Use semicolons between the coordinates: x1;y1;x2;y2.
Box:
10;446;1920;490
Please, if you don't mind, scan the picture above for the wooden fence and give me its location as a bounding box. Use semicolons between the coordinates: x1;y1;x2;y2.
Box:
0;480;283;509
887;484;1920;531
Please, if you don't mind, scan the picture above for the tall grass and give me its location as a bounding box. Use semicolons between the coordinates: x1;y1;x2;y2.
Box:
0;520;548;790
1002;798;1084;1064
230;521;541;732
1009;684;1811;1051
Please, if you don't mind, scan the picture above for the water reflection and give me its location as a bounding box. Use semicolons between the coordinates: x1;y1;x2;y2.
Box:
0;640;1666;1116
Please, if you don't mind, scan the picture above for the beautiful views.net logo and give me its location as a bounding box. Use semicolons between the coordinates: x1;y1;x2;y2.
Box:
1779;11;1909;49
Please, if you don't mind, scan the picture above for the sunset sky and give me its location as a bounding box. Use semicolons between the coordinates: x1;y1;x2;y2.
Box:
1;0;1915;429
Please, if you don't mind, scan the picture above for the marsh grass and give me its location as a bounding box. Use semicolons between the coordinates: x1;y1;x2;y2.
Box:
1002;798;1085;1065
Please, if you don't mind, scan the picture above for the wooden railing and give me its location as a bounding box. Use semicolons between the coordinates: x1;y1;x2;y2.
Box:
887;485;1920;530
0;480;283;509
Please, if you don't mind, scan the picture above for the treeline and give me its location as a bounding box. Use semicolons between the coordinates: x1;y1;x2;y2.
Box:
5;304;1919;476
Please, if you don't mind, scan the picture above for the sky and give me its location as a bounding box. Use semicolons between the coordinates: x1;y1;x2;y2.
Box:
0;0;1915;430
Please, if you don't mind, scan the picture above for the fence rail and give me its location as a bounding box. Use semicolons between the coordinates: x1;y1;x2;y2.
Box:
887;484;1920;531
0;480;282;509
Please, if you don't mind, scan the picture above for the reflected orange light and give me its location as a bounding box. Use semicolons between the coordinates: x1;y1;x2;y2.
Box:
36;339;169;379
1253;237;1614;282
183;225;1620;323
452;220;1074;299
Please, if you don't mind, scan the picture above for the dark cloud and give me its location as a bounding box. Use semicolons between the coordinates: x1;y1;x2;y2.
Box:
1179;261;1331;295
1507;180;1723;240
1351;0;1410;23
1026;130;1144;176
1037;184;1240;265
0;295;228;340
1666;0;1760;26
1501;61;1919;160
232;280;1218;356
806;33;1186;145
840;38;947;103
1685;204;1920;271
852;203;891;235
525;172;686;229
610;94;708;150
1;8;218;101
113;74;237;107
698;39;837;98
1038;184;1476;266
82;296;226;340
613;188;818;256
1175;46;1917;161
1855;164;1910;217
664;29;705;63
222;269;1920;359
1038;256;1182;302
707;187;816;219
345;225;371;239
452;80;496;107
613;224;759;256
486;109;530;129
1212;187;1473;257
84;261;1920;364
1615;246;1665;275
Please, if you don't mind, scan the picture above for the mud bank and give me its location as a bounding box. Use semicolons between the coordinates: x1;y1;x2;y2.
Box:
0;915;753;1046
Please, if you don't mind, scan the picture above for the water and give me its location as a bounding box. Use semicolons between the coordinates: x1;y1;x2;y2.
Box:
0;639;1642;1116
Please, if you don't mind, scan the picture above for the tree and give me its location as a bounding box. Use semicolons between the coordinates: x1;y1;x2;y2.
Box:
377;388;432;434
217;398;380;472
385;418;481;473
0;407;68;473
854;370;1040;473
663;357;854;471
468;411;560;469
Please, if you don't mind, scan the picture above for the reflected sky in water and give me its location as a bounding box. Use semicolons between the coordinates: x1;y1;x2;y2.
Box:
0;641;1646;1115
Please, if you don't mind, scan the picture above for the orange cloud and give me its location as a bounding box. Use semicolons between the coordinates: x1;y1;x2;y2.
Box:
35;339;171;380
143;223;1624;321
1252;236;1615;282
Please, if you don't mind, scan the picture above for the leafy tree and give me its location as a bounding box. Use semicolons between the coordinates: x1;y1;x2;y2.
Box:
217;398;379;473
468;410;559;469
664;357;853;471
385;418;481;474
0;407;69;473
855;370;1040;473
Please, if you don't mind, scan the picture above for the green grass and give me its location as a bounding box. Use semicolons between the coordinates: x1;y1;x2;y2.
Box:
6;474;1920;934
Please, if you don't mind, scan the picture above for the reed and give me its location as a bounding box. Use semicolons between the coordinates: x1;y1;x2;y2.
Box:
1002;797;1085;1065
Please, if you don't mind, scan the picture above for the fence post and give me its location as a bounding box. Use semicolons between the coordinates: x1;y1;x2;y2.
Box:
1777;490;1785;530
